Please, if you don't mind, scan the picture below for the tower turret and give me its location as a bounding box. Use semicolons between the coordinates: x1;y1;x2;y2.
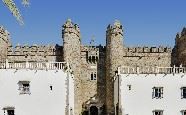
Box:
105;20;124;115
62;19;82;115
0;26;10;62
175;27;186;66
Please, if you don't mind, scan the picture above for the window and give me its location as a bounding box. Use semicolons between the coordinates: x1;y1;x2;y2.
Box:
153;110;163;115
90;72;97;80
18;81;30;94
181;87;186;99
153;87;163;99
3;107;15;115
181;110;186;115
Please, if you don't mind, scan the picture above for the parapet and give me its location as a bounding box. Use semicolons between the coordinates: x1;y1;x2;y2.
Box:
106;20;123;36
62;19;80;38
125;46;172;53
119;65;186;74
7;44;61;56
0;60;68;70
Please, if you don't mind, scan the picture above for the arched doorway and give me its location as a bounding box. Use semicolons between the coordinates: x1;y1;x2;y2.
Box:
90;106;98;115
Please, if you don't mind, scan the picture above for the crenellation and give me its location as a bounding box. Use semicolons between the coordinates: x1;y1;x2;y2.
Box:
125;46;172;54
62;19;81;38
151;47;158;52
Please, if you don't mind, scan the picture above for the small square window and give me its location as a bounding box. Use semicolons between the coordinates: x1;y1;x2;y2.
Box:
181;110;186;115
181;87;186;99
3;107;15;115
153;87;163;99
18;81;30;94
153;110;163;115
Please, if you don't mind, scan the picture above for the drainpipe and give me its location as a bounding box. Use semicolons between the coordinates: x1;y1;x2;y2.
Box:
116;67;120;115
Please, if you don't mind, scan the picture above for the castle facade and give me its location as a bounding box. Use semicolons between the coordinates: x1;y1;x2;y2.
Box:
0;19;186;115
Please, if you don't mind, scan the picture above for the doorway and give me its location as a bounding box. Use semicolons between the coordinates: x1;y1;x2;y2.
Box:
90;106;98;115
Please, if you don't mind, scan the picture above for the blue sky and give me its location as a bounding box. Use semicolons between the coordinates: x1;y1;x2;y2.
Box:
0;0;186;46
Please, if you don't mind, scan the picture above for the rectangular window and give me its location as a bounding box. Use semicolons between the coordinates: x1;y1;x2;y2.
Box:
181;87;186;99
153;87;163;99
91;73;94;80
93;73;97;80
7;110;14;115
3;107;15;115
90;72;97;80
18;81;30;94
153;110;163;115
181;110;186;115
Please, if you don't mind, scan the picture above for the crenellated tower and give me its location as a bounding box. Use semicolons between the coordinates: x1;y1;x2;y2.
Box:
105;20;124;115
174;27;186;66
62;19;82;115
0;26;11;62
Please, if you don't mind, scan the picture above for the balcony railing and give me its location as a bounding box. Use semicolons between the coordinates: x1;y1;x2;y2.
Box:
119;65;186;74
0;60;67;70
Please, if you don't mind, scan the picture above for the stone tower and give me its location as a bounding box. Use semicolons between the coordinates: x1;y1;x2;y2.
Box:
175;27;186;66
105;20;124;115
62;19;82;115
0;26;10;62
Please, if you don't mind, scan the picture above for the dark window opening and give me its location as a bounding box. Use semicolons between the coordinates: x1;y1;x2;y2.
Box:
90;72;97;80
181;87;186;99
91;73;94;80
7;110;14;115
181;110;186;115
153;110;163;115
153;87;163;99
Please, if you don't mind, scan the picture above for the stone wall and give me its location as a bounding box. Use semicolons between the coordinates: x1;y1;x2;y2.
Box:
7;44;63;62
0;26;10;61
175;27;186;66
80;45;106;114
123;46;172;67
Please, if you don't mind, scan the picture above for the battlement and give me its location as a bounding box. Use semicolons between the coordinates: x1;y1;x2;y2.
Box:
0;26;10;43
125;46;172;53
7;44;62;56
106;20;123;36
119;65;186;74
62;19;80;38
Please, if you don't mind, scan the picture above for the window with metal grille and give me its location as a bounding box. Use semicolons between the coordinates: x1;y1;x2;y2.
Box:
181;87;186;99
18;81;30;94
152;110;163;115
152;87;163;99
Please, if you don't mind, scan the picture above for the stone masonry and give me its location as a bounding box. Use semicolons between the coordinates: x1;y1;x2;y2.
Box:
106;20;124;114
0;20;185;115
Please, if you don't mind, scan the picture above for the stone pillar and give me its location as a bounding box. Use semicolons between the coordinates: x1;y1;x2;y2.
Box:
105;20;124;115
62;19;82;115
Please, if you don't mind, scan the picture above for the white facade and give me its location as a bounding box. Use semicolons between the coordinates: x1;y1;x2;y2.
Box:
114;66;186;115
0;62;74;115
